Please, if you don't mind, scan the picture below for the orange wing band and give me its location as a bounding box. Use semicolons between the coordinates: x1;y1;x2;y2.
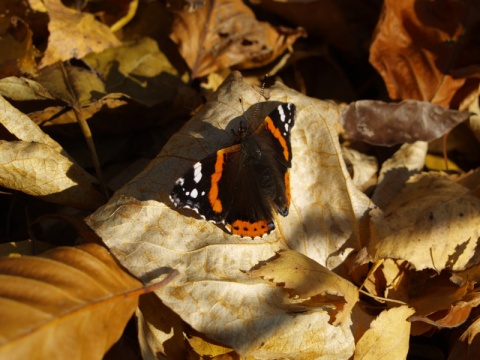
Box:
227;219;273;238
208;145;241;214
265;116;290;161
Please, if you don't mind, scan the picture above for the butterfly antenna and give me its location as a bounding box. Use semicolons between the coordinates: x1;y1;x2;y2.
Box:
251;74;269;123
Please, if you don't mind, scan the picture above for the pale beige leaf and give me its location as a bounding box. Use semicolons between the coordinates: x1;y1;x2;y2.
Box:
87;72;371;357
0;244;142;360
369;172;480;271
354;306;414;360
0;77;54;101
248;250;359;325
0;141;104;210
40;0;121;68
342;147;378;193
0;94;61;151
371;142;427;210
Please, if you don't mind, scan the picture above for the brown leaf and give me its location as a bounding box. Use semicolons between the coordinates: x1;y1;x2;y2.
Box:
369;172;480;272
248;250;359;326
170;0;305;78
0;15;39;77
0;243;142;360
369;0;480;108
341;99;471;146
87;72;371;357
40;0;121;68
449;310;480;360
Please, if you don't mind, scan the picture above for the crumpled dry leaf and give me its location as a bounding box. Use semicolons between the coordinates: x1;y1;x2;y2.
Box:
0;77;54;101
87;72;371;358
342;147;378;193
341;100;471;146
248;249;359;326
369;172;480;272
371;142;427;210
170;0;305;78
0;95;104;210
369;0;480;108
83;37;193;107
0;244;142;360
40;0;121;68
0;15;39;77
449;309;480;360
354;306;414;360
35;63;106;106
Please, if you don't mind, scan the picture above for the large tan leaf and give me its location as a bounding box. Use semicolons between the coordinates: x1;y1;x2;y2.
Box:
40;0;121;68
354;306;414;360
0;244;142;360
369;172;480;272
0;95;104;210
170;0;305;78
87;72;371;357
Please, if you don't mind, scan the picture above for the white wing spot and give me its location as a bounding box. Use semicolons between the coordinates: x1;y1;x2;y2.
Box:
278;105;286;122
190;188;198;198
193;162;202;183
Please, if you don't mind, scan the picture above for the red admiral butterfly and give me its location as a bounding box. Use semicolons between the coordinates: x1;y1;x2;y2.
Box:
170;103;296;238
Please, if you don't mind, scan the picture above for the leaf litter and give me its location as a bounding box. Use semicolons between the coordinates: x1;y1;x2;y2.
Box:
0;0;479;359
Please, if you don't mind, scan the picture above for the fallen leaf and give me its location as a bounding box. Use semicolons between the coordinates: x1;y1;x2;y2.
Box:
342;147;378;193
371;142;427;210
369;0;480;108
82;37;195;107
0;95;104;210
354;306;414;360
87;72;371;357
170;0;305;78
248;250;359;326
341;99;471;146
40;0;121;68
369;172;480;272
449;309;480;360
0;244;142;360
35;63;106;106
0;77;54;101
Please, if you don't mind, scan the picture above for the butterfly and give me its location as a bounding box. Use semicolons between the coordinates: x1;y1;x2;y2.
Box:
170;103;296;238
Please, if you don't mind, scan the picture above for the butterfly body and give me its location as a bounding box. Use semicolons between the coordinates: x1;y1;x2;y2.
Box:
170;103;296;238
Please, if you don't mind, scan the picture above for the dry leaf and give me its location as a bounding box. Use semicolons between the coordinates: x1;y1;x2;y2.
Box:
369;0;480;108
371;142;427;210
170;0;305;78
449;310;480;360
87;72;371;357
369;172;480;272
40;0;121;68
248;250;359;326
342;147;378;193
35;63;106;106
341;100;471;146
83;37;191;107
0;95;104;210
0;244;142;360
354;306;414;360
0;15;39;77
0;77;54;101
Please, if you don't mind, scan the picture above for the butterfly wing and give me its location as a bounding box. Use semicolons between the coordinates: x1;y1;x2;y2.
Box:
169;144;241;224
257;103;296;216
